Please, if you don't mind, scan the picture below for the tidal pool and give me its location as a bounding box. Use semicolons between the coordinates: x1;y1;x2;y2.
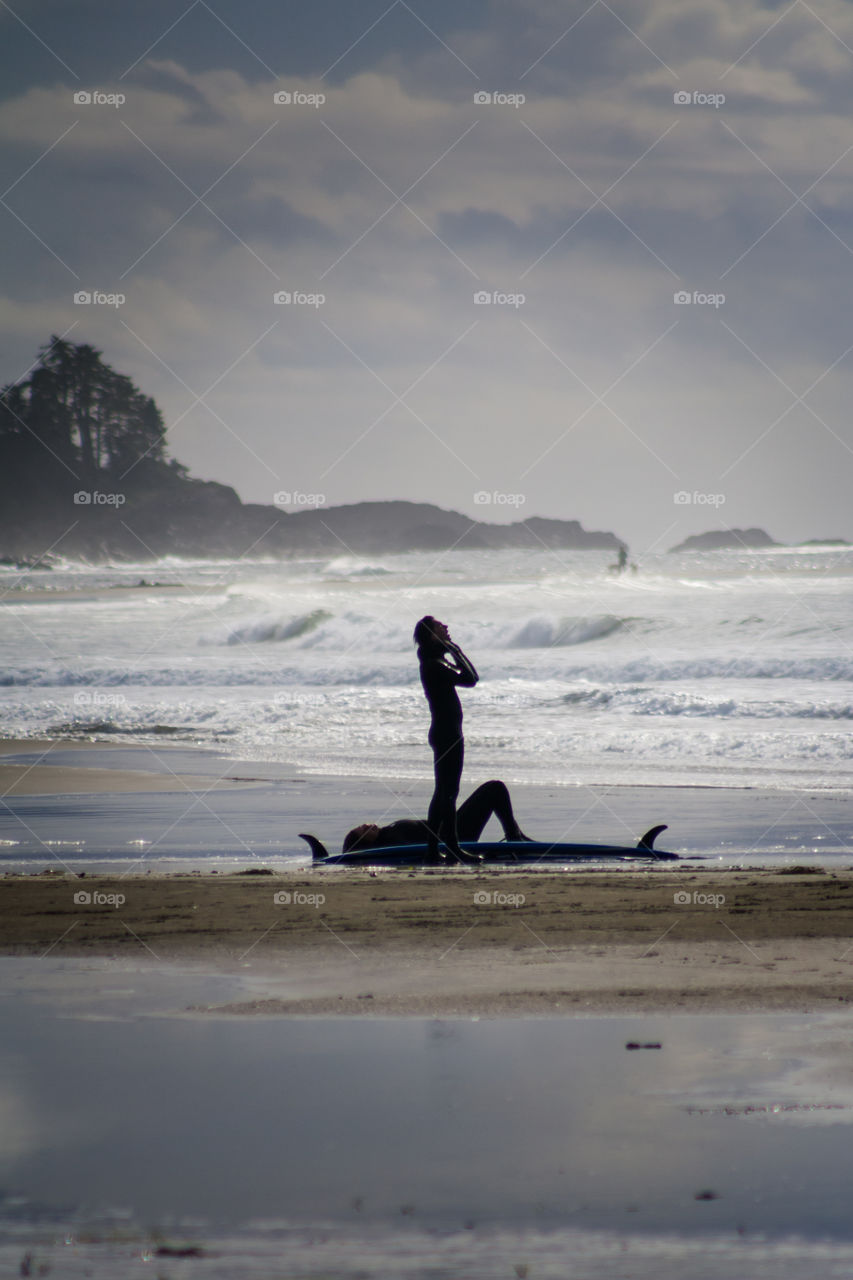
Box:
2;960;853;1277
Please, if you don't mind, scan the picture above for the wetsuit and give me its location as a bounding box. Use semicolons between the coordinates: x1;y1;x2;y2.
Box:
344;781;530;851
418;640;479;860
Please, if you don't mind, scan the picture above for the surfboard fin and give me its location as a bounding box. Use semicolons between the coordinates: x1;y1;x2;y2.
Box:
636;824;668;851
299;833;330;860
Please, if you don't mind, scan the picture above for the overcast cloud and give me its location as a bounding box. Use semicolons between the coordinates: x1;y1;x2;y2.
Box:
2;0;853;548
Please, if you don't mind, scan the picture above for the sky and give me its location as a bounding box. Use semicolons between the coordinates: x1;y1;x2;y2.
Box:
2;0;853;551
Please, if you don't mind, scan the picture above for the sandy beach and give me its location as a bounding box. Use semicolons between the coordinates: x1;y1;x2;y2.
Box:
0;736;265;795
5;741;853;1275
4;866;853;1016
2;736;853;1015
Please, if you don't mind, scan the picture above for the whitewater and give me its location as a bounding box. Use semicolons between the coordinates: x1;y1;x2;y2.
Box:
2;545;853;790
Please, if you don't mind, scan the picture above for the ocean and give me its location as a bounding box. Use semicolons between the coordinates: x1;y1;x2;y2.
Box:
2;545;853;792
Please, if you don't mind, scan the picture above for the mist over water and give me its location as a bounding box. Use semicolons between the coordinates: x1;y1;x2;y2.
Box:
2;546;853;790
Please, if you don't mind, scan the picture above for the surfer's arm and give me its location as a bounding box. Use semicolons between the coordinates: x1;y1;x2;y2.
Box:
445;642;479;687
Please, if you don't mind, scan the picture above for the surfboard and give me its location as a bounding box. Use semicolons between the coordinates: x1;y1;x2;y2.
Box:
299;825;677;866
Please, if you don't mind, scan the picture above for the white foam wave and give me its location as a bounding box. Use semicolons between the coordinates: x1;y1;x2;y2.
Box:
572;656;853;683
199;609;331;646
509;614;627;647
561;683;853;720
4;546;853;789
322;556;392;577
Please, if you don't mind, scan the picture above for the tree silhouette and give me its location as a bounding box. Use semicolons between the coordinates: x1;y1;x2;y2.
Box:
1;337;172;495
3;337;168;482
0;336;183;559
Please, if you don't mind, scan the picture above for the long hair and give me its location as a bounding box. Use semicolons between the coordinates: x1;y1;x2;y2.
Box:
343;823;380;852
413;615;443;656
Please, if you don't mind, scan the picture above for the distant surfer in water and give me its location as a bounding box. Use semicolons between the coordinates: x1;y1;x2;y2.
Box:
609;545;638;573
609;545;628;573
414;615;483;865
338;780;532;854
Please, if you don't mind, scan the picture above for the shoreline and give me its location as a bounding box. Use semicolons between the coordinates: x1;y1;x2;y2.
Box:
3;736;853;1016
0;737;285;796
3;732;852;788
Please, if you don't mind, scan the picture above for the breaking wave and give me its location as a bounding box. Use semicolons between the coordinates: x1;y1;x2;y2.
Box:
509;615;628;647
199;608;332;647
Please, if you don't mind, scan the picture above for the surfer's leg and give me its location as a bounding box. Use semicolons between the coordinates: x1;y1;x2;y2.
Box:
428;738;463;862
457;780;532;842
435;741;482;865
433;740;461;847
456;781;498;840
489;780;533;841
425;786;446;862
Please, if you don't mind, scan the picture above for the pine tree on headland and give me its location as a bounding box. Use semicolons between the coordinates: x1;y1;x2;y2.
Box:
1;336;167;487
0;336;189;560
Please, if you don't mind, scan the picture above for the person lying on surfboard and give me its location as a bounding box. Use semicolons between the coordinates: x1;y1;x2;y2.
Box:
414;615;483;865
346;779;532;853
299;779;533;860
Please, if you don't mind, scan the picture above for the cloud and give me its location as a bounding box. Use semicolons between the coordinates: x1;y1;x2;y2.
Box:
2;0;853;543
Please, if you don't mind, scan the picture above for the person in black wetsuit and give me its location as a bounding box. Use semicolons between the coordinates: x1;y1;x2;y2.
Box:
413;615;483;865
341;779;532;853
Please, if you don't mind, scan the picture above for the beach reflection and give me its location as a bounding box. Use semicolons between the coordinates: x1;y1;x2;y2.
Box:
0;967;852;1240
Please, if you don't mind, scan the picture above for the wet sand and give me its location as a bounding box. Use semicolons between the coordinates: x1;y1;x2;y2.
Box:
3;736;853;1016
3;737;853;864
6;969;853;1275
0;737;257;795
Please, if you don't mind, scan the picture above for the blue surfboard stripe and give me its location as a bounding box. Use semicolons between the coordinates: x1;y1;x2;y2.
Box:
310;839;678;866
